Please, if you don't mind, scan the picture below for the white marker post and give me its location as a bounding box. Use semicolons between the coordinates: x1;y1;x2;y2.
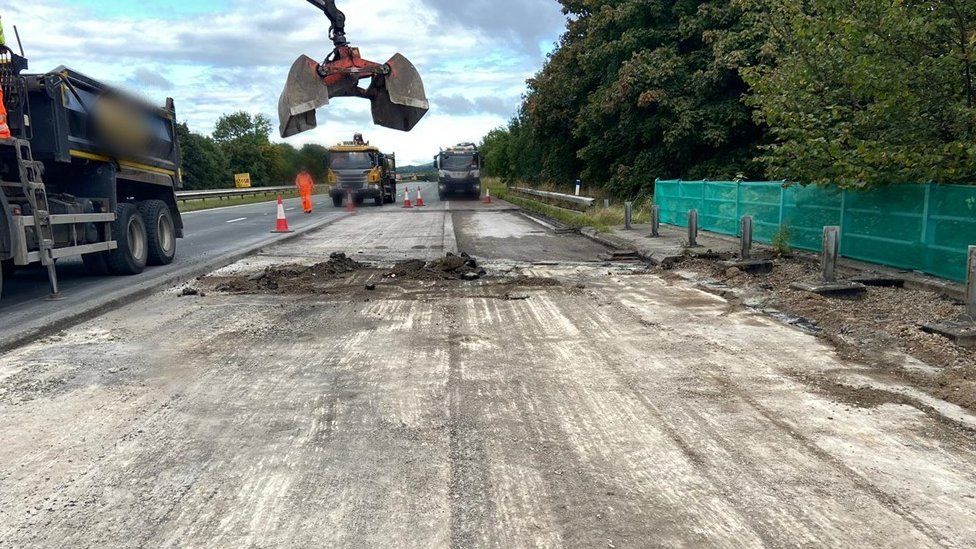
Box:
575;179;581;197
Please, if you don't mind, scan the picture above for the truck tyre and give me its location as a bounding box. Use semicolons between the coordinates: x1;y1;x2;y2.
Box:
332;195;343;208
1;259;14;281
374;195;383;207
106;203;148;276
139;200;177;266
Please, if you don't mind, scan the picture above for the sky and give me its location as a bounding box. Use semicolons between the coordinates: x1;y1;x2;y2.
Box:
3;0;567;165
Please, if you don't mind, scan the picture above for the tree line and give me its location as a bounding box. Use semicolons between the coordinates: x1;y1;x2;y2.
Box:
177;112;329;190
480;0;976;196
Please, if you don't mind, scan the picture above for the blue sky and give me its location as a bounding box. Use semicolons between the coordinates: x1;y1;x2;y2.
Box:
6;0;567;165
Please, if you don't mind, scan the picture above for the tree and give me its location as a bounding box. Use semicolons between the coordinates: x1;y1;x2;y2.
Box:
212;112;280;186
176;122;230;190
483;0;766;197
742;0;976;188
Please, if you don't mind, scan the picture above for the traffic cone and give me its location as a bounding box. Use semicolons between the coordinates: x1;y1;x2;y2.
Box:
402;187;413;209
272;196;293;233
415;187;426;207
0;87;11;140
483;187;493;205
346;190;357;213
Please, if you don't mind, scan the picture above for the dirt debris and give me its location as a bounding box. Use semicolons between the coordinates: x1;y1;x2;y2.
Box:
386;252;487;281
208;252;367;294
659;257;976;412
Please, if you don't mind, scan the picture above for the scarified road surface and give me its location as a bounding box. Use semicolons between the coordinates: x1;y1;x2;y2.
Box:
2;193;976;547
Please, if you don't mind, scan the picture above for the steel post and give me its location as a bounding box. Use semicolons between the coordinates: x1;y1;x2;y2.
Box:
651;205;660;237
688;210;699;247
740;216;753;260
822;226;840;283
967;246;976;318
624;202;633;230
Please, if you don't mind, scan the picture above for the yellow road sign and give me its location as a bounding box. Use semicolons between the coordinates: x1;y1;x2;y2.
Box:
234;173;252;188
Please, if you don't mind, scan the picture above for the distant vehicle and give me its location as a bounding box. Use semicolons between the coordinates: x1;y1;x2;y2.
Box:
326;136;396;207
435;143;482;200
0;48;183;300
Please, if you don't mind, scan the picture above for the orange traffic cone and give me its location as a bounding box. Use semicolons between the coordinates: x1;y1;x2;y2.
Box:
0;87;11;140
415;187;426;207
402;187;413;209
346;190;357;213
272;196;293;233
483;187;493;205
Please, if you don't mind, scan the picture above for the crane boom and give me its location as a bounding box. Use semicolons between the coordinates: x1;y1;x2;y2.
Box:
304;0;348;47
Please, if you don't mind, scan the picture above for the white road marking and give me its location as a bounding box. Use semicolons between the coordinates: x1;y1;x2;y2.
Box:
286;207;296;212
226;217;247;224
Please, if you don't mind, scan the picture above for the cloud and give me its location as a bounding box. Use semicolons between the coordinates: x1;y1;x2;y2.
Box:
434;94;520;117
126;68;175;90
5;0;566;164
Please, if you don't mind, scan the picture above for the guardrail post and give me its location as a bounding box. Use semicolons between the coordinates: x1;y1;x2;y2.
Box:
651;205;660;238
967;246;976;318
740;216;753;260
624;202;633;230
822;226;840;283
688;209;699;247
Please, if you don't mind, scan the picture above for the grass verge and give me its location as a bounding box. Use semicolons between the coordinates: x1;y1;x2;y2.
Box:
178;191;304;213
486;179;651;232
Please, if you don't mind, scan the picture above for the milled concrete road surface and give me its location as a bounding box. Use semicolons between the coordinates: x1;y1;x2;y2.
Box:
1;197;976;547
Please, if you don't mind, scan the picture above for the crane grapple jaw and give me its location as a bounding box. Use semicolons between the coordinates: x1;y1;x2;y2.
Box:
279;55;331;138
278;50;429;139
368;54;429;132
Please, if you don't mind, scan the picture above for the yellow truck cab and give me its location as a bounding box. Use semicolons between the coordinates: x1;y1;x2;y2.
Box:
327;138;397;208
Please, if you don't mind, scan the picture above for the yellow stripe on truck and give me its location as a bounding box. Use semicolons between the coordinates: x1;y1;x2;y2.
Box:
69;150;177;177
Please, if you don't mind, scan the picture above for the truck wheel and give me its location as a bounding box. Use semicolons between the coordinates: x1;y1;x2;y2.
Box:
139;200;177;266
354;195;365;206
374;195;383;207
106;203;148;276
1;259;14;281
332;195;343;208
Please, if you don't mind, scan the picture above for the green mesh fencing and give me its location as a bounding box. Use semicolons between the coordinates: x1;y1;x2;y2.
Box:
654;180;976;282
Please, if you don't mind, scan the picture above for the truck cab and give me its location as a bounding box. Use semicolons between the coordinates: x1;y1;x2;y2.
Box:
436;143;482;200
327;138;396;207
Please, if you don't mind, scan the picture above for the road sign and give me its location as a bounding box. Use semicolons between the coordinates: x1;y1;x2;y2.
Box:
234;173;252;189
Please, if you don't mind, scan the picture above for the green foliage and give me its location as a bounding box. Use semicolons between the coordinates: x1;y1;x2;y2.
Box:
175;122;230;190
178;112;330;189
771;225;792;256
741;0;976;188
481;0;766;197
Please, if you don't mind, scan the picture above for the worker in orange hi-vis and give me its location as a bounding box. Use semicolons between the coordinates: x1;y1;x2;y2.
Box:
295;168;316;214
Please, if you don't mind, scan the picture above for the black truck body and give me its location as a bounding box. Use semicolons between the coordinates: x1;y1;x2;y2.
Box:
0;49;183;298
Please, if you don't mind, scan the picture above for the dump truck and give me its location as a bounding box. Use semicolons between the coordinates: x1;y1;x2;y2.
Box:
0;47;183;300
327;136;396;207
435;143;482;199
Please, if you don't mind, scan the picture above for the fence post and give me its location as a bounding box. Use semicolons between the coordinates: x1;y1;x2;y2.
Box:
604;198;610;210
740;216;753;260
822;226;840;283
651;205;661;238
967;246;976;319
688;209;699;247
624;202;633;230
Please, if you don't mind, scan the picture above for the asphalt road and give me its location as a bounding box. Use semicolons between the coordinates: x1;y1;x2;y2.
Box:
0;194;346;347
4;185;975;547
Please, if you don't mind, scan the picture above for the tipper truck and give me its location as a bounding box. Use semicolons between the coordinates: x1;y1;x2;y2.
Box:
0;47;183;300
435;143;482;200
327;136;397;207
